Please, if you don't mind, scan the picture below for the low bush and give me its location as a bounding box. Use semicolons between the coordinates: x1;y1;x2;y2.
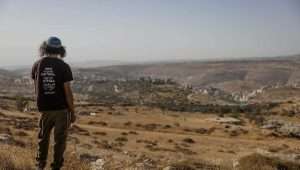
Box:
238;153;300;170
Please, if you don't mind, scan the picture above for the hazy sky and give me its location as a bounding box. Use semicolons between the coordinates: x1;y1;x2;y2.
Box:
0;0;300;66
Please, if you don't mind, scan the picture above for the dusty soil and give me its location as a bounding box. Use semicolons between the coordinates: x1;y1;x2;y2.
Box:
0;100;299;169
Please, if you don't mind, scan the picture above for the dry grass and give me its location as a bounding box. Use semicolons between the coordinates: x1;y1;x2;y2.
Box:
238;153;300;170
1;104;300;169
166;160;231;170
0;144;89;170
0;145;34;170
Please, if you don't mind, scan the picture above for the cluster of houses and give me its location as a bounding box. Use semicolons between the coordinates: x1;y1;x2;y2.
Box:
5;72;300;106
193;83;300;103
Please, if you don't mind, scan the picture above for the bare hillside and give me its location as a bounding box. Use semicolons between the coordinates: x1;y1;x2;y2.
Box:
78;55;300;93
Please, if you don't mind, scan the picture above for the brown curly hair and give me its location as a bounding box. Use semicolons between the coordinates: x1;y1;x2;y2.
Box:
39;41;66;58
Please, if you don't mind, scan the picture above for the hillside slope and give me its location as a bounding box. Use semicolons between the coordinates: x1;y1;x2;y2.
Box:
78;55;300;92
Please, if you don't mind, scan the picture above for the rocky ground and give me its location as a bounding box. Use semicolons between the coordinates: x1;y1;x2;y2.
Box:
0;98;300;169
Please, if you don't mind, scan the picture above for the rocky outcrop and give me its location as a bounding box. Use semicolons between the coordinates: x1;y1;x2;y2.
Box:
0;134;13;144
261;119;300;139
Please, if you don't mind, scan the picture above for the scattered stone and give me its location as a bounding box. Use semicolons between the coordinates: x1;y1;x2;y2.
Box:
261;119;300;139
0;133;13;144
91;158;105;170
134;155;157;169
80;153;99;162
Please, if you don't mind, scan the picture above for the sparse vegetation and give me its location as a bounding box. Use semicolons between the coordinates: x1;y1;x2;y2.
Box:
1;67;300;169
183;138;195;144
93;131;107;136
15;95;29;112
0;145;89;170
115;136;128;142
238;153;300;170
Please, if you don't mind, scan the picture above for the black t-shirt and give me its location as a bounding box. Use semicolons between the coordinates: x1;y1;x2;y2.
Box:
31;57;73;111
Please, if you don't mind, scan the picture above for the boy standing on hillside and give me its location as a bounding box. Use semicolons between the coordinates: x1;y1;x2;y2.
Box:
31;37;76;170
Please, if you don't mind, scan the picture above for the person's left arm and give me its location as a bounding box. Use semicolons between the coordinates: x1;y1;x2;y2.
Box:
64;82;76;123
63;63;76;123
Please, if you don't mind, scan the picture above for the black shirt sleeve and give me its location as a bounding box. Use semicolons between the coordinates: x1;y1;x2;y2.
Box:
62;63;73;83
